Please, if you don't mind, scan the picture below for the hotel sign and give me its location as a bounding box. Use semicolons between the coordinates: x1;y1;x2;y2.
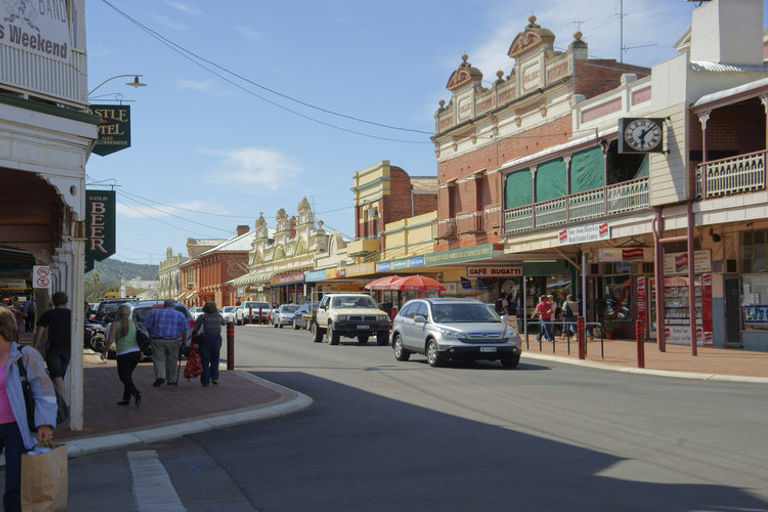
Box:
85;190;116;272
90;105;132;156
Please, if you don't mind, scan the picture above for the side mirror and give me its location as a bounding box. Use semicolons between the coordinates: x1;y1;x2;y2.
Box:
414;314;427;324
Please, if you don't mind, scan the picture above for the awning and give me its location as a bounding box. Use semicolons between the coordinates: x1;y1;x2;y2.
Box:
229;271;275;286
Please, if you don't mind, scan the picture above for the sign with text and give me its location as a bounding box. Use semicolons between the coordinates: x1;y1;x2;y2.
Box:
558;223;610;246
89;105;131;156
0;0;70;62
662;250;711;275
85;190;116;272
467;266;522;277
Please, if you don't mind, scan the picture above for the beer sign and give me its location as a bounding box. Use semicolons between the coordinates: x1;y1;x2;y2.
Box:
85;190;116;272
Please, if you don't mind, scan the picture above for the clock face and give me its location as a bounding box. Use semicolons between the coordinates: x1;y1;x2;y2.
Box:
623;118;662;152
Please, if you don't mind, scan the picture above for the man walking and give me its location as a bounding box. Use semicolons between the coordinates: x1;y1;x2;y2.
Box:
143;299;189;386
33;291;71;396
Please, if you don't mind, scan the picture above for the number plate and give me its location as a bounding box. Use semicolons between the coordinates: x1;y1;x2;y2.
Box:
480;346;497;352
356;325;370;329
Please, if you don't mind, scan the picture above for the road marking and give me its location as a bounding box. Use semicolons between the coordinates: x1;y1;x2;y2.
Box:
128;450;186;511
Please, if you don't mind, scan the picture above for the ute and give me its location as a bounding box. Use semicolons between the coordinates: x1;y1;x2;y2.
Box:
311;293;390;345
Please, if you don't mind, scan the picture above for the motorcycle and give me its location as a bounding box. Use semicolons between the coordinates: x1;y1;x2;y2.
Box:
84;322;106;354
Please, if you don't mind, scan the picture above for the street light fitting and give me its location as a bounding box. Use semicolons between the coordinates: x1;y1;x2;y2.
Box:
126;76;147;88
89;74;147;96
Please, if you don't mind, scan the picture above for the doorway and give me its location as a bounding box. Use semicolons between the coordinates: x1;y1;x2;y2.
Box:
723;276;742;347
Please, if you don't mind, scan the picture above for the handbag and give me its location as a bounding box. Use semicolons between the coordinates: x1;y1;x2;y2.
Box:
17;347;69;431
183;344;203;380
135;323;152;355
191;316;206;345
21;442;68;511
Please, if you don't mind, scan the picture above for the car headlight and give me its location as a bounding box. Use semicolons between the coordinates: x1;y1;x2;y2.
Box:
439;328;462;339
378;315;389;323
337;315;349;321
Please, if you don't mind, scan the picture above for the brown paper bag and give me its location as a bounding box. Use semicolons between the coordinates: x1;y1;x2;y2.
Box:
21;443;68;512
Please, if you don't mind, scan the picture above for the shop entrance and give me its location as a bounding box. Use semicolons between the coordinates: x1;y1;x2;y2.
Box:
724;276;742;347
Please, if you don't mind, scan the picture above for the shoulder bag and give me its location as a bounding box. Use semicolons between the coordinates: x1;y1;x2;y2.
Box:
17;347;69;431
135;322;152;355
191;316;207;345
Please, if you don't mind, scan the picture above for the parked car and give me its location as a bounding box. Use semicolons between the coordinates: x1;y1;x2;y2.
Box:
93;297;139;324
272;304;299;328
292;303;319;330
220;306;237;324
391;298;522;368
189;307;204;320
312;293;390;345
103;300;194;359
235;301;271;325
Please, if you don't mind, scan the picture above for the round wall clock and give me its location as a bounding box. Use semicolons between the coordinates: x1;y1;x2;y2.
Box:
621;118;663;152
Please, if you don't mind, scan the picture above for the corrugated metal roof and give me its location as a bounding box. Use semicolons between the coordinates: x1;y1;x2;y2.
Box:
692;76;768;109
690;61;768;73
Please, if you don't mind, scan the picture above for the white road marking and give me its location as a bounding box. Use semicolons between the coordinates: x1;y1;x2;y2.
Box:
128;450;186;512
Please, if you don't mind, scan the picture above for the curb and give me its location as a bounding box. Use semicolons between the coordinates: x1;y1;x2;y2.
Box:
63;372;313;458
522;351;768;384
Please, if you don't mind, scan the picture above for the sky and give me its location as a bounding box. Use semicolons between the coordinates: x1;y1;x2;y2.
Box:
83;0;765;265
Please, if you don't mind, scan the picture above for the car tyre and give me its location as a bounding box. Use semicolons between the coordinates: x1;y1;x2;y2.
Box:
311;322;324;343
393;334;410;361
426;339;444;367
328;322;340;345
376;331;389;346
500;354;520;369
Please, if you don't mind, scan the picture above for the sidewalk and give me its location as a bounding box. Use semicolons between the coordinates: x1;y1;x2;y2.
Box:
55;337;768;458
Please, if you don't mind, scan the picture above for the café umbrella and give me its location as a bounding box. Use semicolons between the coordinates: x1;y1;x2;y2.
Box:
364;275;403;290
390;275;446;291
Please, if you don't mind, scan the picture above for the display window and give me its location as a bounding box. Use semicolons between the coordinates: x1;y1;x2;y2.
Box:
741;230;768;330
600;262;632;323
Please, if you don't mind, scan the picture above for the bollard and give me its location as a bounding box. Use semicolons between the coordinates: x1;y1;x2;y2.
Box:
248;307;252;325
636;319;645;369
259;307;264;325
227;321;235;370
577;316;586;359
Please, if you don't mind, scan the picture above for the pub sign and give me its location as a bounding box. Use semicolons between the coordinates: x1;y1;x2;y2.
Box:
85;190;116;272
90;105;131;156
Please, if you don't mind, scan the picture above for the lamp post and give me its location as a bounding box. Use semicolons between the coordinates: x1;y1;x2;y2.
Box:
88;74;147;96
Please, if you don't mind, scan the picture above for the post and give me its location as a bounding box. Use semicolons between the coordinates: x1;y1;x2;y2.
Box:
636;319;645;369
248;306;252;325
577;316;586;360
227;321;235;370
258;307;263;324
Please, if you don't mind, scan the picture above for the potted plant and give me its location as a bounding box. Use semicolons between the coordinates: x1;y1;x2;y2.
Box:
602;314;616;339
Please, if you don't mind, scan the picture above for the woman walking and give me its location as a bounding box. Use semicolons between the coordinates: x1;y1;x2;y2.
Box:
0;307;56;512
102;304;142;407
193;301;226;387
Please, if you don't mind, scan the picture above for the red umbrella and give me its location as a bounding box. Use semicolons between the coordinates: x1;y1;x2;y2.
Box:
364;275;403;290
390;275;446;291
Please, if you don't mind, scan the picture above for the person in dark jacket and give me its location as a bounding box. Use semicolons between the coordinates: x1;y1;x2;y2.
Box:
192;302;227;387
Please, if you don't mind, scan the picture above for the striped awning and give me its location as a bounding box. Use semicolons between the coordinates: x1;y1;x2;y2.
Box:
229;271;275;286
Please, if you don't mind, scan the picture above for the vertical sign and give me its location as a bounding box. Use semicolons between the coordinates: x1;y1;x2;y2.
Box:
637;276;646;322
85;190;116;272
89;105;132;156
32;266;51;290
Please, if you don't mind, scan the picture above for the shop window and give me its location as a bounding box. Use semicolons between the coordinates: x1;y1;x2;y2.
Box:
741;230;768;273
742;273;768;331
606;141;648;185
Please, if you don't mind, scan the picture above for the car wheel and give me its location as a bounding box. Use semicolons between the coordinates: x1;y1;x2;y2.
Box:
426;339;444;367
393;334;411;361
328;322;340;345
357;335;369;344
500;354;520;369
376;331;389;346
311;322;324;343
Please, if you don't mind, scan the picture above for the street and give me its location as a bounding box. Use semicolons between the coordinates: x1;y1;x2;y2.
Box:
66;325;768;511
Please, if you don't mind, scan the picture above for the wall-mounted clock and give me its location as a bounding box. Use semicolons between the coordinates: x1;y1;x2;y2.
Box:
618;118;664;153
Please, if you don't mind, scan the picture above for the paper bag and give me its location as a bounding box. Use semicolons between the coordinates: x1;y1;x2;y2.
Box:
21;443;68;512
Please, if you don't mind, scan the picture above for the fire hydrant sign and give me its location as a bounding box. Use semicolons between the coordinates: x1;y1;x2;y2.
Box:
33;266;51;289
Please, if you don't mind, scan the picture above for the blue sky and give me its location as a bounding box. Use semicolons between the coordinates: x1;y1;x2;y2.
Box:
84;0;759;265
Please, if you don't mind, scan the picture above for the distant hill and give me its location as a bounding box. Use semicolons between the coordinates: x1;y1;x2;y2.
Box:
85;258;159;285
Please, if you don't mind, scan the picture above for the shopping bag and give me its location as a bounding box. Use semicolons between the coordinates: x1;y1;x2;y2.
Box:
184;344;203;380
21;443;68;512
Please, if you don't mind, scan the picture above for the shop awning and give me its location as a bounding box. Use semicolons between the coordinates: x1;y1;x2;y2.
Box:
230;271;275;286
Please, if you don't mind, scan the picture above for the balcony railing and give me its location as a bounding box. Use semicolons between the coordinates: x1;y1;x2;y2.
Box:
696;150;767;199
433;219;457;239
456;212;484;234
503;177;650;234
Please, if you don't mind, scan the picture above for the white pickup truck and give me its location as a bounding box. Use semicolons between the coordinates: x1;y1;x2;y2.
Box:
312;293;391;345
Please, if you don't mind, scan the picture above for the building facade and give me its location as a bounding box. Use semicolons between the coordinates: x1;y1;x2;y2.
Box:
158;247;187;300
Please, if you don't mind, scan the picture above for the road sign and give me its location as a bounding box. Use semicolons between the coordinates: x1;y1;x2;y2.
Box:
33;266;51;289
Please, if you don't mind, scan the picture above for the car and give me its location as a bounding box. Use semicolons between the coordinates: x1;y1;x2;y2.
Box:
292;303;319;330
220;306;238;324
391;298;522;368
93;297;139;324
311;293;390;345
103;300;194;359
235;301;271;325
189;307;204;320
272;304;299;328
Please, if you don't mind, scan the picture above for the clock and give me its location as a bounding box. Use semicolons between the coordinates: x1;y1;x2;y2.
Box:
618;118;664;153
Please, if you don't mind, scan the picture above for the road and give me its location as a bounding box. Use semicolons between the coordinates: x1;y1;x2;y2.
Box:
67;325;768;511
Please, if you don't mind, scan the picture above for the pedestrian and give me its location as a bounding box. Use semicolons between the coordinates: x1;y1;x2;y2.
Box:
561;294;578;340
0;306;57;512
531;295;554;343
101;305;142;407
23;298;34;333
495;292;508;316
8;300;24;342
143;299;189;387
192;301;226;387
32;291;71;397
545;295;556;342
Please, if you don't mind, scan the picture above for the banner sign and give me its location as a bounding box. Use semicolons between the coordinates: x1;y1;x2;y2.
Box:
0;0;70;62
90;105;132;156
558;222;610;246
467;266;522;277
662;250;711;275
85;190;116;272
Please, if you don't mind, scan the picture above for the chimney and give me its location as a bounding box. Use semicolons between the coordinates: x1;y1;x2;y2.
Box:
690;0;764;66
236;225;250;236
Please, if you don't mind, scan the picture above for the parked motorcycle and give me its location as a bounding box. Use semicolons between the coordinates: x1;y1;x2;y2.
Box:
84;322;106;354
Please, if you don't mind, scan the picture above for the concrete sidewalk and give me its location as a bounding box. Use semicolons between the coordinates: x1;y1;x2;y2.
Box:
55;338;768;458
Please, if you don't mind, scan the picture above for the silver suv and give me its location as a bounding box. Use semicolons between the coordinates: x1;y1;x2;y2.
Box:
391;298;522;368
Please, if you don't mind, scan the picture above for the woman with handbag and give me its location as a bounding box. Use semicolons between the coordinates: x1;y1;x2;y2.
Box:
193;302;226;387
0;306;56;512
102;304;142;407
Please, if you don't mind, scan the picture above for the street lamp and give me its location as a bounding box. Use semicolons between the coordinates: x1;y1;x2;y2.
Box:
88;74;147;96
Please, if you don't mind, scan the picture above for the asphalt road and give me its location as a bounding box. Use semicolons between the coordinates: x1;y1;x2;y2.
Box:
66;325;768;511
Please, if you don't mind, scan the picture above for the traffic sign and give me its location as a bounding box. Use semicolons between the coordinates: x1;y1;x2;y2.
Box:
33;266;51;289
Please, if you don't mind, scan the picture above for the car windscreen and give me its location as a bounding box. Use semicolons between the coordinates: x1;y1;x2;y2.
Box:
281;305;299;313
331;296;378;308
431;303;501;323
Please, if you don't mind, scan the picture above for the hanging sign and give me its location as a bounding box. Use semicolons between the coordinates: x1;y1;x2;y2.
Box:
90;105;132;156
85;190;116;272
558;222;610;246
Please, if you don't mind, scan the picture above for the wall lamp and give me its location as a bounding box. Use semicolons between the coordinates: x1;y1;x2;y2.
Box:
709;228;722;243
89;75;147;96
